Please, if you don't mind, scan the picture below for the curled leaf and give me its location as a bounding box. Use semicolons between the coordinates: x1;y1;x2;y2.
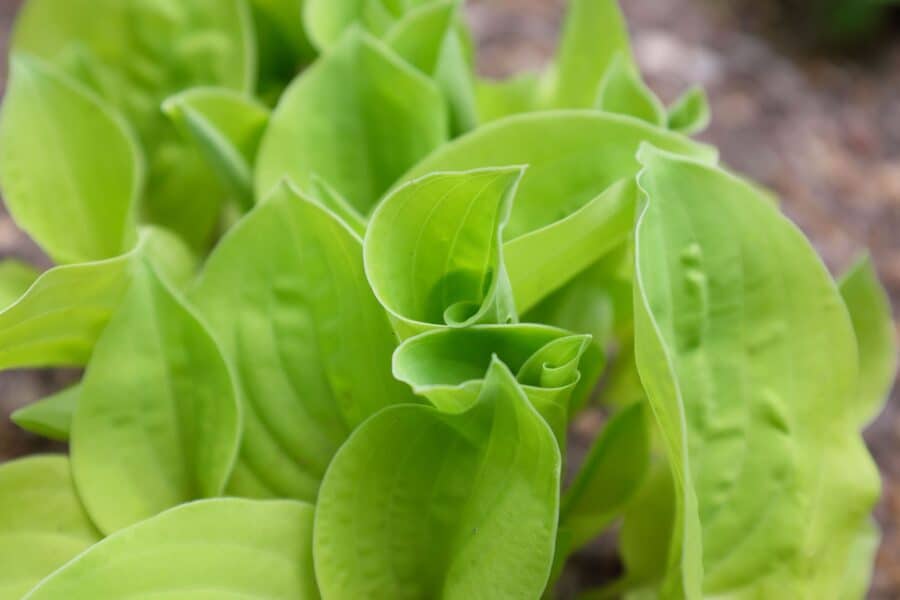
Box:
314;359;560;599
365;167;522;337
394;324;591;443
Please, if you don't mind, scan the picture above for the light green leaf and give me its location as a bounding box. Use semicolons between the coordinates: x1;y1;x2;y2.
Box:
617;460;679;597
304;0;433;49
191;183;413;502
0;455;101;599
554;402;651;580
840;518;880;600
541;0;633;109
13;0;257;249
11;384;79;442
633;146;880;597
667;86;710;136
475;72;540;123
72;259;240;534
24;498;319;600
595;54;666;126
135;225;198;288
0;228;195;372
839;255;897;427
308;175;368;237
163;87;270;210
365;168;522;338
314;359;560;599
386;1;478;134
0;54;139;264
525;243;635;412
256;28;447;214
505;178;636;313
400;111;716;240
0;260;39;309
0;254;133;370
393;324;591;444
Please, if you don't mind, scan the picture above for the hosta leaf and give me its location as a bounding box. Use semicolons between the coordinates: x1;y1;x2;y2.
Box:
0;260;39;309
554;402;650;579
256;28;447;214
541;0;633;109
840;518;879;600
0;228;193;372
633;146;880;597
304;0;433;49
475;72;540;123
13;0;256;249
0;254;132;370
0;456;101;600
400;112;716;240
11;384;79;442
393;324;590;443
0;55;139;264
308;175;368;236
191;183;413;501
505;178;636;313
164;87;270;210
839;255;897;427
365;168;521;337
595;54;666;127
667;86;710;136
314;359;560;599
24;499;319;600
386;0;478;134
72;259;240;534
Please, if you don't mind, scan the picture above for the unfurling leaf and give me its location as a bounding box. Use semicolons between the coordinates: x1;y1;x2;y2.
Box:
365;168;522;337
314;359;560;599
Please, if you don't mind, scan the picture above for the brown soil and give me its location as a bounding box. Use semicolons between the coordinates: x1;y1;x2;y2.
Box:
1;0;899;597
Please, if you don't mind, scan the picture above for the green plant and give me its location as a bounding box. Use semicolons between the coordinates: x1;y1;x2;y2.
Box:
0;0;894;598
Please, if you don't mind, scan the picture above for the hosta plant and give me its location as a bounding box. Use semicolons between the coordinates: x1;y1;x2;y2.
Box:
0;0;895;599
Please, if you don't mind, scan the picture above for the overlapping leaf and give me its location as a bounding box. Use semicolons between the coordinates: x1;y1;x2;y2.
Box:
71;259;240;534
13;0;256;248
633;146;880;597
164;87;270;210
24;499;318;599
191;183;413;501
400;112;715;241
365;168;521;337
12;384;79;442
256;28;447;214
0;456;101;600
0;55;139;264
393;324;590;444
314;359;560;599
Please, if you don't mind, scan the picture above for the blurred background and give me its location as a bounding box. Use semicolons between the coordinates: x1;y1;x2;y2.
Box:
0;0;898;597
